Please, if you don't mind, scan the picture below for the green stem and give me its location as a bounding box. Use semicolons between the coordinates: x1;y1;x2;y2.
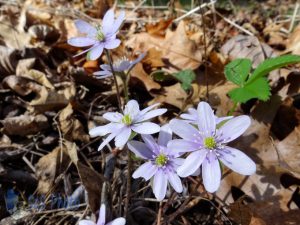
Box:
228;102;238;116
105;49;123;112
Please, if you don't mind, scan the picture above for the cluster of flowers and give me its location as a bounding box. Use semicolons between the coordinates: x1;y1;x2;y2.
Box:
69;8;256;225
90;100;256;200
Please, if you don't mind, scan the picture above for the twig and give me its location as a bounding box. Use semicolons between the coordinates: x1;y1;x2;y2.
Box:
174;0;216;23
289;3;300;33
215;10;254;36
124;150;132;219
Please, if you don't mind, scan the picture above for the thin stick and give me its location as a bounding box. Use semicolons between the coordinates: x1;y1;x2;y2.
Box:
289;3;300;33
200;0;209;101
174;0;216;23
105;50;123;112
215;10;254;36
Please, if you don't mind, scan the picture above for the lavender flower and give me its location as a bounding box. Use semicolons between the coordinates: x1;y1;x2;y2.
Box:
181;107;232;125
94;53;146;79
168;102;256;193
89;100;167;151
68;9;125;60
128;125;183;201
79;204;125;225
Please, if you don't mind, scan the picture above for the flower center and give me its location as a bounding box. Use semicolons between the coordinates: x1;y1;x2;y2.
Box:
122;114;132;125
95;25;105;41
203;137;217;149
155;154;168;166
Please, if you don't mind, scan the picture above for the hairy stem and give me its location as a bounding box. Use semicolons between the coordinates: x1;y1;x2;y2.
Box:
124;150;132;218
105;49;123;111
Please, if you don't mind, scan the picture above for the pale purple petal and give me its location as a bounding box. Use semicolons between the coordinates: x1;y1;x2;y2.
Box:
218;146;256;175
98;131;119;151
104;39;121;49
202;152;221;193
215;116;233;124
110;11;125;34
88;44;104;60
132;122;160;134
127;141;153;159
94;70;112;77
197;102;216;137
139;103;160;115
167;139;200;153
132;162;157;181
180;108;198;122
141;134;159;154
169;119;202;142
129;52;146;69
167;172;183;193
74;20;97;35
100;64;111;71
68;37;96;47
135;108;167;123
158;124;172;147
177;150;207;177
115;127;131;147
106;218;126;225
79;220;95;225
218;115;251;143
103;112;122;123
153;170;168;201
124;100;140;117
102;9;115;34
191;167;200;176
96;204;105;225
89;123;116;137
116;61;131;71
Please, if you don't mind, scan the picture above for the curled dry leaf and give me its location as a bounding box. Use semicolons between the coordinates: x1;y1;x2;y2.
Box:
1;114;48;136
35;146;70;194
286;24;300;55
58;104;90;143
0;46;20;77
66;141;104;213
130;63;161;91
150;83;187;109
126;21;203;72
28;24;60;42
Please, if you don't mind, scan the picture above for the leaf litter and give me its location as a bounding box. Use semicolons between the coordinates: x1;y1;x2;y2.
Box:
0;0;300;225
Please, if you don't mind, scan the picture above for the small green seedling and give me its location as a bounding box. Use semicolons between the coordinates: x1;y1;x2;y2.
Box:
225;55;300;103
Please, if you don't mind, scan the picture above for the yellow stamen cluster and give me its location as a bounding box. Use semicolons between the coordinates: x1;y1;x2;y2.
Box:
204;137;217;149
155;154;168;166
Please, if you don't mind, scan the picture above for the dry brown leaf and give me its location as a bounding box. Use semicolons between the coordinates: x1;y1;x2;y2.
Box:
35;146;70;194
150;83;188;109
0;46;20;76
126;21;203;71
19;69;54;90
130;63;161;91
145;18;173;37
286;24;300;55
144;48;165;68
59;104;90;143
65;141;104;213
1;114;48;136
163;21;202;71
15;58;36;76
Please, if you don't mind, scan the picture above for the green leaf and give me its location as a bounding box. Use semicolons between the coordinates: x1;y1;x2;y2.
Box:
172;69;196;91
247;55;300;83
224;58;252;86
228;77;271;103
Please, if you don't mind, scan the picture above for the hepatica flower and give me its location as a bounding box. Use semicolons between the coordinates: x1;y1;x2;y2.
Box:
94;53;146;79
79;204;125;225
181;106;232;125
128;125;183;201
168;102;256;193
89;100;167;151
68;9;125;60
